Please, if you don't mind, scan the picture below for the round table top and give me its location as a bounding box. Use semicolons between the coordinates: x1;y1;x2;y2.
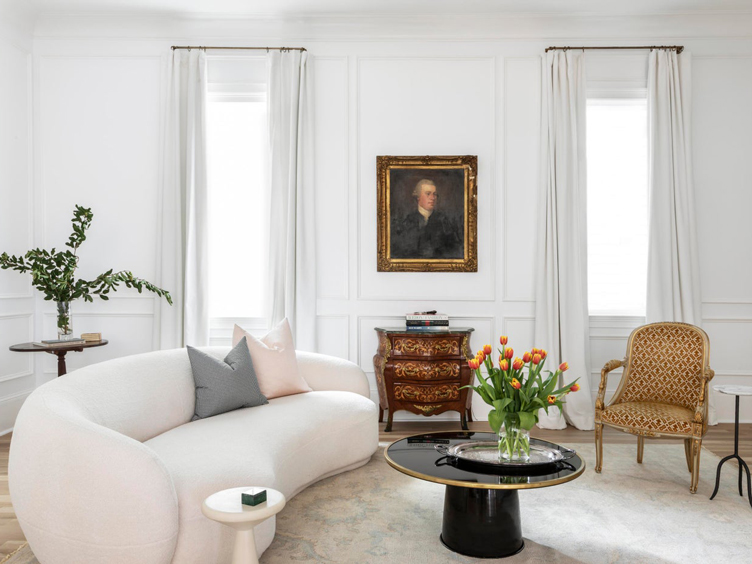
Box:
10;339;108;353
385;432;585;490
202;487;285;524
714;385;752;397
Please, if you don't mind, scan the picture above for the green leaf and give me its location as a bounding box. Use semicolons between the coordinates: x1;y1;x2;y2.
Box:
518;411;536;430
488;409;505;434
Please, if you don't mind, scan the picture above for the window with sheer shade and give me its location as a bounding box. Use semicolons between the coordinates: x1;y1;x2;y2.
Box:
205;60;270;337
586;98;649;316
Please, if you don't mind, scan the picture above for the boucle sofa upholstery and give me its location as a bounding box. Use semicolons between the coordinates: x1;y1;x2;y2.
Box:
9;347;378;564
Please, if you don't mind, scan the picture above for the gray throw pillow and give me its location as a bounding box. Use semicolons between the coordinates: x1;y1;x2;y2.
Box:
187;337;268;421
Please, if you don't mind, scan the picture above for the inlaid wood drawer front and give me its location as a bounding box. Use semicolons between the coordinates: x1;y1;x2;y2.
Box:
391;336;461;357
393;383;460;403
393;360;460;380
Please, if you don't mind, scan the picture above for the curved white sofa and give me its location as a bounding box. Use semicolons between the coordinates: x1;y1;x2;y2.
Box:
9;347;378;564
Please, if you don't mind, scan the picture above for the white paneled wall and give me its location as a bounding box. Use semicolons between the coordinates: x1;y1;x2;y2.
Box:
0;18;33;433
1;15;751;433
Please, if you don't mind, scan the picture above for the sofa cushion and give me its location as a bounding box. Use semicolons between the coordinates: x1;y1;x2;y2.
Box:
144;391;378;564
188;337;268;421
233;319;312;399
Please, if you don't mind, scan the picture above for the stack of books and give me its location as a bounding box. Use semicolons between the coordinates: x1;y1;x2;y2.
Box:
405;311;450;332
32;338;86;348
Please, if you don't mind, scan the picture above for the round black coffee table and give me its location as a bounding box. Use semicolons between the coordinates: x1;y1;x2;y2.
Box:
385;431;585;558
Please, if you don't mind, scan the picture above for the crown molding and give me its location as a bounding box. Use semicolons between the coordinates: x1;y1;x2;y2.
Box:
32;12;752;41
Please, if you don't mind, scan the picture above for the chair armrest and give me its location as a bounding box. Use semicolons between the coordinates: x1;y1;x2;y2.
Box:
694;366;715;427
596;358;626;410
9;389;178;564
296;351;371;399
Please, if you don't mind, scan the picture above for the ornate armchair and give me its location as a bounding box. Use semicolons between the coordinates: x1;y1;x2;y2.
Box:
595;322;714;493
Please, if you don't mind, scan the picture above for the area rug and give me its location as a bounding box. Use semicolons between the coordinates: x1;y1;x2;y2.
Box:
264;443;751;563
7;444;751;563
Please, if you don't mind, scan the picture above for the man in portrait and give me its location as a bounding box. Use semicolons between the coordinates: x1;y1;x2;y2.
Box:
390;178;464;259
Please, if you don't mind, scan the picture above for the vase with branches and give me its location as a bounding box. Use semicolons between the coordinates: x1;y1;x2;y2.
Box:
0;205;172;340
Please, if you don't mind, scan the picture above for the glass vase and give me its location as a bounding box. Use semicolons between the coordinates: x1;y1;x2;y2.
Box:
56;301;75;340
498;420;531;462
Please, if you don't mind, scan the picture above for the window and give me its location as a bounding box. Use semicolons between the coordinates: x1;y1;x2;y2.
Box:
205;58;269;335
586;98;648;316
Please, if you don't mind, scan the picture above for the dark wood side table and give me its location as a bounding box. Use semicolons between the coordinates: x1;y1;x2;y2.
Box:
10;340;109;377
373;327;474;432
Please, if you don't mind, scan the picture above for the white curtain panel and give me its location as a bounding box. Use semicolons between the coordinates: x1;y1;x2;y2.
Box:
267;50;317;352
158;49;210;349
534;50;595;431
646;50;716;424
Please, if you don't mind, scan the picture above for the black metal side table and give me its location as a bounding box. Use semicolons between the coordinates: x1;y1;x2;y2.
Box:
710;385;752;508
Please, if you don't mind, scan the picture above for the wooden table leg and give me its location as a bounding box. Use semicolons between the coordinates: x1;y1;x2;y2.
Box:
55;351;68;377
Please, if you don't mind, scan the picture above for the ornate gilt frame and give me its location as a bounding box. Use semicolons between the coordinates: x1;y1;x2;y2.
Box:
377;155;478;272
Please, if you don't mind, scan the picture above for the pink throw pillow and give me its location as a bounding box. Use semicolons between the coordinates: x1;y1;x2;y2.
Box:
232;319;312;399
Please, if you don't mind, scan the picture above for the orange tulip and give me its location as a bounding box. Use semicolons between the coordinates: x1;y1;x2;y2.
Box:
540;349;547;359
559;362;569;372
477;350;485;362
532;354;542;365
504;347;514;360
547;395;557;404
499;359;509;371
531;348;539;356
570;383;580;392
468;359;478;370
483;344;493;355
512;358;524;370
500;335;508;345
522;351;532;363
511;378;521;390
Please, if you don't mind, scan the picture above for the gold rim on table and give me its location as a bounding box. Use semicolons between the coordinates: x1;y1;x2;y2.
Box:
384;431;586;490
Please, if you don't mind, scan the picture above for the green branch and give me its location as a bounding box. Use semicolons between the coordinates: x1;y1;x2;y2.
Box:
0;205;172;306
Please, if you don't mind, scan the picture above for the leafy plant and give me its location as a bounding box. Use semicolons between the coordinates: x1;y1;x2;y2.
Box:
1;205;172;333
463;336;579;459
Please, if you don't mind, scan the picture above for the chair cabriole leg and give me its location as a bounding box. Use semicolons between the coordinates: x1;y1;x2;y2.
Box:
595;422;603;473
690;438;702;494
684;439;692;473
637;436;644;463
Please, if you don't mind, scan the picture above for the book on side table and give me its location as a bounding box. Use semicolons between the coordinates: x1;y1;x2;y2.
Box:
32;339;86;348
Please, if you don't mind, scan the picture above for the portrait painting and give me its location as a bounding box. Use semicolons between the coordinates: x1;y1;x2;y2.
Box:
377;155;477;272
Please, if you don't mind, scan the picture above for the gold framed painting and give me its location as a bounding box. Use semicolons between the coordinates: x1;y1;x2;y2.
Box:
377;155;477;272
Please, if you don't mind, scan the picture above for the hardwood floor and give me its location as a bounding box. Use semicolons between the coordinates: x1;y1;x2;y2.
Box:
1;423;750;559
0;434;25;560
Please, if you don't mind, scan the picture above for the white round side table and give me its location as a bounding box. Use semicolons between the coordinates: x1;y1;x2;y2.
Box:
710;385;752;508
202;487;286;564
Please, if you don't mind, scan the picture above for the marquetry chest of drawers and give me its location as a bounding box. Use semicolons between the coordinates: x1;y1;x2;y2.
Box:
373;327;474;432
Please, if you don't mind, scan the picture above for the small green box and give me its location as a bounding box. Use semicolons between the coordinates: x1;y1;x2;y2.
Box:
241;488;267;506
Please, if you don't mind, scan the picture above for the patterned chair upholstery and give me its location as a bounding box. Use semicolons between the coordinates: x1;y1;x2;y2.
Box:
595;322;714;493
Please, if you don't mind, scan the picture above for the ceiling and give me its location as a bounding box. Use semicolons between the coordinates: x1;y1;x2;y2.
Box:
12;0;752;18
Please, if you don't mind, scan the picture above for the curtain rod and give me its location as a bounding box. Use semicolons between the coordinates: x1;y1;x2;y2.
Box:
171;46;306;52
545;45;684;54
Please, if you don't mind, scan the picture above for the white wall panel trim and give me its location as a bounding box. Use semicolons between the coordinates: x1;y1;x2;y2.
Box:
501;315;534;334
0;45;34;300
316;313;351;357
42;312;154;318
37;54;163;249
502;57;539;303
314;56;350;300
0;370;33;384
0;389;33;404
355;55;497;302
